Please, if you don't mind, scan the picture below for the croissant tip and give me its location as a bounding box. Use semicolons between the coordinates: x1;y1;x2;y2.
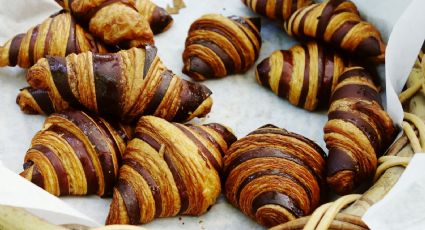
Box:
151;7;174;34
255;57;271;84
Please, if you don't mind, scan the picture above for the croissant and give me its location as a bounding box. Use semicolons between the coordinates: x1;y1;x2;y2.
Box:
223;124;326;228
0;11;107;68
106;116;237;225
134;0;173;34
24;46;213;123
17;87;55;115
20;110;129;197
284;0;386;62
324;67;395;195
256;42;348;111
54;0;154;47
242;0;312;21
182;14;262;81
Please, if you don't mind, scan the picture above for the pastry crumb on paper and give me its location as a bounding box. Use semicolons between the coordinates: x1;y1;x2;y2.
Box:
166;0;186;14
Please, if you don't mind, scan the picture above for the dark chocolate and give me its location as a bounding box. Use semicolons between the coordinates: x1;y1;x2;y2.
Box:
331;84;381;105
143;45;158;78
192;39;235;74
163;152;189;214
252;191;304;217
8;34;24;66
150;7;173;34
278;50;293;99
316;0;345;38
26;88;55;115
48;57;81;107
117;179;141;225
326;147;357;176
174;81;212;122
256;58;271;89
28;26;40;66
331;21;359;46
297;45;310;107
204;123;237;148
355;36;382;57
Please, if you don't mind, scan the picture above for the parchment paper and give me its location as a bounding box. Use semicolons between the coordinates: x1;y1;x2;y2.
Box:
0;0;418;229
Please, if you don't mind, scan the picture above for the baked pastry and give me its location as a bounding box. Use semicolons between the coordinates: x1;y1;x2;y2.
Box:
134;0;173;34
223;124;326;227
24;46;213;123
242;0;312;21
17;87;55;115
256;42;348;111
0;11;107;68
284;0;386;62
324;67;395;195
20;110;129;197
182;14;262;81
54;0;154;47
106;116;237;225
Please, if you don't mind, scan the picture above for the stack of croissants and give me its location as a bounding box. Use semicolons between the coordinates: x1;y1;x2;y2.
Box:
1;0;398;228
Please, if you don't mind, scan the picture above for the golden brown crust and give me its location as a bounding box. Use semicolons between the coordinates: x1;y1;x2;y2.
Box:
19;110;127;197
242;0;313;21
182;14;262;81
23;46;213;123
223;124;326;228
324;67;395;195
134;0;173;34
58;0;154;47
0;11;107;68
256;42;347;111
284;0;386;62
106;116;237;225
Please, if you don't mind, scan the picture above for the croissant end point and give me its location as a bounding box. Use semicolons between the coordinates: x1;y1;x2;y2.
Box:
186;96;213;121
26;59;51;90
16;90;39;114
326;170;356;195
255;58;270;84
151;7;174;34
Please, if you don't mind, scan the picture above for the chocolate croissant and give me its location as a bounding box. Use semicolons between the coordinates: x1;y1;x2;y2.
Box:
223;124;326;228
242;0;312;21
20;110;129;197
325;67;395;195
54;0;154;47
0;11;107;68
24;46;213;123
284;0;386;62
182;14;262;81
256;42;348;111
134;0;173;34
106;116;237;225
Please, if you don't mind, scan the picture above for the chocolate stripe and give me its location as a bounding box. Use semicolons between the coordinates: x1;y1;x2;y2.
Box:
204;123;237;148
315;44;325;105
8;34;24;66
317;46;336;106
229;16;261;56
187;125;224;155
329;110;380;153
355;37;382;57
223;147;321;184
331;21;359;46
135;130;189;213
92;53;122;118
256;58;271;88
278;50;293;99
28;164;45;189
326;147;357;176
191;39;235;74
174;123;221;172
190;24;246;69
47;125;99;194
143;70;173;115
124;159;162;218
236;169;313;205
337;68;371;83
298;6;315;36
143;46;158;78
252;191;304;217
44;19;54;56
48;57;80;107
275;0;284;20
26;88;55;115
91;117;123;164
58;111;115;196
255;0;266;15
298;45;310;107
32;144;69;195
316;0;345;38
65;17;79;55
163;152;189;214
150;7;173;34
117;179;141;225
331;84;381;105
28;26;40;66
174;81;212;122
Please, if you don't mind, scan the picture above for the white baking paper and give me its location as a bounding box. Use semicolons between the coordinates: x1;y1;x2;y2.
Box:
362;154;425;230
0;0;417;229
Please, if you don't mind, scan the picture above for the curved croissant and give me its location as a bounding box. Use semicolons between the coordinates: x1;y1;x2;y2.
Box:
54;0;154;47
0;11;107;68
106;116;237;225
24;46;213;123
256;42;348;111
182;14;262;81
20;110;129;197
242;0;312;21
134;0;173;34
284;0;386;62
324;67;395;195
223;124;326;228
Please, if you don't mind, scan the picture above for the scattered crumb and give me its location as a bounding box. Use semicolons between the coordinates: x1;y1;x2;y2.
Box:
179;217;182;221
166;0;186;15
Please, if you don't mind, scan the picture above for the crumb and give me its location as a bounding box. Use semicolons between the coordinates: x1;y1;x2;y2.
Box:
166;0;186;14
179;217;182;221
